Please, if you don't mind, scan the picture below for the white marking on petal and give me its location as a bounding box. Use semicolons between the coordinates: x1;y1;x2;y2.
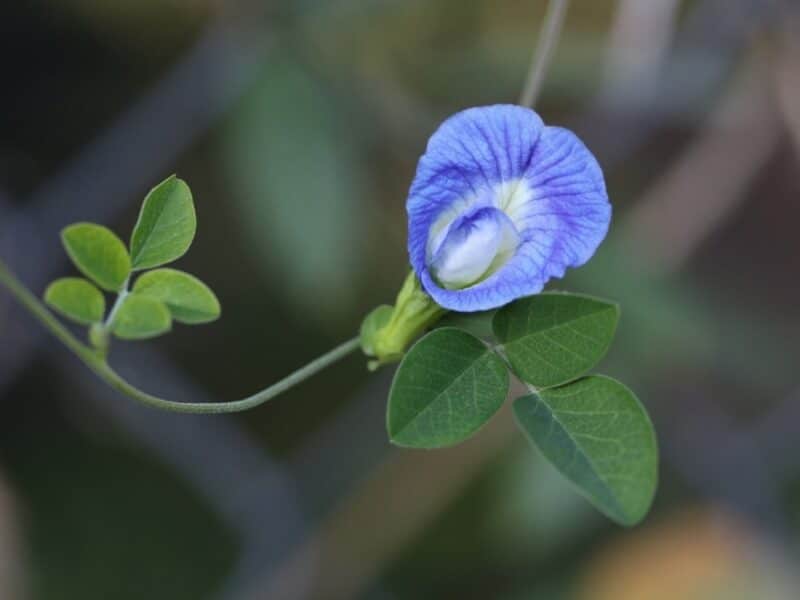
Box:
426;194;480;262
426;178;534;262
493;178;535;231
429;207;520;290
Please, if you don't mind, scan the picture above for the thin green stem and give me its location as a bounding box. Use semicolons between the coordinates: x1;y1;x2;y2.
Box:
0;258;361;414
0;260;99;362
103;277;130;331
518;0;570;108
93;336;361;414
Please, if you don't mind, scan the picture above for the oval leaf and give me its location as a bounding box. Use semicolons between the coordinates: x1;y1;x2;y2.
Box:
512;376;658;526
387;328;509;448
130;176;196;270
133;268;220;324
437;310;496;340
112;294;172;340
61;223;131;292
493;292;619;389
44;278;106;325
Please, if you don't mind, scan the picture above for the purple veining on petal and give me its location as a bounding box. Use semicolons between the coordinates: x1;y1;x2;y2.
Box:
407;105;610;312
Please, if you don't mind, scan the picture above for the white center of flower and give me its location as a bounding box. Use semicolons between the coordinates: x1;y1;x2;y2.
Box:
493;179;535;225
426;179;533;290
429;206;520;289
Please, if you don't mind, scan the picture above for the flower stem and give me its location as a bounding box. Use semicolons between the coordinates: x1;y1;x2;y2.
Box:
0;258;360;414
93;336;361;414
519;0;570;108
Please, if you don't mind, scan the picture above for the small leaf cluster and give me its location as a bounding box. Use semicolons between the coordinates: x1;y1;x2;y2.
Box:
44;176;220;351
386;292;658;526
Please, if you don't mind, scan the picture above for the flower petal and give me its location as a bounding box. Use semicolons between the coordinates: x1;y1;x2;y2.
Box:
407;105;610;312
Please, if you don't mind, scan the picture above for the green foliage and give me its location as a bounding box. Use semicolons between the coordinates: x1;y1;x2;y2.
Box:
133;269;220;324
61;223;131;292
512;376;657;526
47;177;217;353
493;293;618;389
44;278;105;325
112;294;172;340
387;328;508;448
437;309;496;340
129;176;196;270
377;289;658;526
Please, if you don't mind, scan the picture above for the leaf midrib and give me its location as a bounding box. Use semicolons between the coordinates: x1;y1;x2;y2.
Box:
531;390;629;522
133;204;169;262
502;304;615;346
392;349;498;440
132;183;191;265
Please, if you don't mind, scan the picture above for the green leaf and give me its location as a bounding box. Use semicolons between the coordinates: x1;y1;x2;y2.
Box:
44;278;106;325
360;304;393;356
111;294;172;340
387;328;509;448
129;175;196;270
493;292;619;389
61;223;131;292
132;268;220;324
437;310;496;340
512;376;657;526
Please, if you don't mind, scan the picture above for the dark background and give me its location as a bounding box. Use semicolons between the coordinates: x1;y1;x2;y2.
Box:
1;1;800;598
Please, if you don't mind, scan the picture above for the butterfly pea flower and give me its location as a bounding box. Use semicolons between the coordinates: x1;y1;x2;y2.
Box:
408;104;610;312
364;104;610;364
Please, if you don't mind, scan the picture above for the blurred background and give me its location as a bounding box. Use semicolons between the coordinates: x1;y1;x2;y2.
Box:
1;0;800;598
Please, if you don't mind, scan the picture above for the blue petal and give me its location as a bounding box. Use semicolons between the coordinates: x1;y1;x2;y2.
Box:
407;105;610;312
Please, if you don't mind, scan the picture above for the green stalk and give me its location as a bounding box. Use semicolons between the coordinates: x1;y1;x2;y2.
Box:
0;258;360;414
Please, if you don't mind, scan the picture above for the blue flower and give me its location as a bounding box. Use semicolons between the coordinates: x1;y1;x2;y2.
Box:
407;105;611;312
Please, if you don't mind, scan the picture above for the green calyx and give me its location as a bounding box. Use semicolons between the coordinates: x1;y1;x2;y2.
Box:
360;271;446;370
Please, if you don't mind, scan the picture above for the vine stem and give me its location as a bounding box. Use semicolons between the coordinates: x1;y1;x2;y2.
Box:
518;0;570;108
0;258;360;414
